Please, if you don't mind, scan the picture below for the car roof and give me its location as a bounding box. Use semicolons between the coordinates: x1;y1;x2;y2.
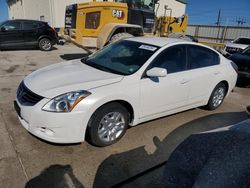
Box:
8;19;46;23
125;37;187;47
236;36;250;39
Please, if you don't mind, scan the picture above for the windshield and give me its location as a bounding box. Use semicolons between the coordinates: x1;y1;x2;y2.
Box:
242;46;250;56
82;40;159;75
234;38;250;45
114;0;155;11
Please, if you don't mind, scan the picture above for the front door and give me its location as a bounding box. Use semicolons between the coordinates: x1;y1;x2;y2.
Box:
140;45;190;119
0;20;22;48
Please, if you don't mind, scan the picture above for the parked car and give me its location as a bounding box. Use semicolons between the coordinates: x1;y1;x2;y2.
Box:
0;19;58;51
222;37;250;57
168;33;198;42
14;37;237;146
229;46;250;86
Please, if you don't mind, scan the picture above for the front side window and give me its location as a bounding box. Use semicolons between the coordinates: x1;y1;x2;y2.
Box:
2;21;21;31
188;45;219;69
82;40;159;75
85;12;100;29
149;45;187;74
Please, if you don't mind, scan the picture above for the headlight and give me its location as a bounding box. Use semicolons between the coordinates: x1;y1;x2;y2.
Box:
42;90;91;112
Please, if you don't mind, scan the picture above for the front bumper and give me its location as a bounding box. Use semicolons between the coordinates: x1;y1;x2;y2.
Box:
14;98;89;144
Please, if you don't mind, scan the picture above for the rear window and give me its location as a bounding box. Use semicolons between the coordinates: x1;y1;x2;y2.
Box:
23;21;43;29
85;12;100;29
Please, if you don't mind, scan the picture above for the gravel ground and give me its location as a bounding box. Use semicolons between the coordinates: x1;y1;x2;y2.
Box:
0;44;249;188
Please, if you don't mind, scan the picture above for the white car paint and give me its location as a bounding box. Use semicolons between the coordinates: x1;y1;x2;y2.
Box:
24;61;123;98
15;37;237;144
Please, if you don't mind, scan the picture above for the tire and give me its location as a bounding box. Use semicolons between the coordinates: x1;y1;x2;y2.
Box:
206;83;227;110
109;32;133;44
39;38;52;51
87;103;129;147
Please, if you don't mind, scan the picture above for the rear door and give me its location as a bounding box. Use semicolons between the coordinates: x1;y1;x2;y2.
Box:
21;21;40;46
186;45;221;105
0;20;22;48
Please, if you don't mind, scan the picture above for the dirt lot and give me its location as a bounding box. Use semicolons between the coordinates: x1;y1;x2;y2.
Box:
0;44;249;188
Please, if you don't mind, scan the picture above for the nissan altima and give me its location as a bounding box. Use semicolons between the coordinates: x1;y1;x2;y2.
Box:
14;37;237;146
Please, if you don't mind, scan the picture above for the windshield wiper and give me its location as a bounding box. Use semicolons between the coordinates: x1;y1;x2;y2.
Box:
80;56;88;63
84;61;125;75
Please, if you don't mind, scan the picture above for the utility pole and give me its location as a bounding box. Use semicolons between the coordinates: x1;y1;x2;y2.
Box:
216;9;221;26
216;9;221;43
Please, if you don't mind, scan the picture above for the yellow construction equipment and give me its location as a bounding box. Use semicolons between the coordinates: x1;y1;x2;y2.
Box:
63;0;188;49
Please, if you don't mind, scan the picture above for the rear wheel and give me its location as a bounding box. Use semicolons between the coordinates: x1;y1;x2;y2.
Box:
206;83;226;110
87;103;129;147
109;32;133;44
39;38;52;51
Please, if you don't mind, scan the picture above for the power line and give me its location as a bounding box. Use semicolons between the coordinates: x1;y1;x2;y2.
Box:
236;17;246;26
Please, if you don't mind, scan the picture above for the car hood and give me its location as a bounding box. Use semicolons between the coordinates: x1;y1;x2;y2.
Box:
230;53;250;63
24;60;124;98
226;42;249;49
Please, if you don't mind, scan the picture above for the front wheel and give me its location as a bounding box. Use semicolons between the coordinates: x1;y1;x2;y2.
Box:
87;103;129;147
39;38;52;51
206;83;226;110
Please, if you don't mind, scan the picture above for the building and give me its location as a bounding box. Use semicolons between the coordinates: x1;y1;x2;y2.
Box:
156;0;186;18
7;0;186;28
7;0;94;28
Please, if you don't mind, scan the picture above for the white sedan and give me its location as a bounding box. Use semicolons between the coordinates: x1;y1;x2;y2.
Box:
14;37;237;146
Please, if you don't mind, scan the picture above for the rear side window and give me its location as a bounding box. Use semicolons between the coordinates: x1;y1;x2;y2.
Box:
2;21;21;31
22;21;42;29
188;45;219;69
149;45;187;74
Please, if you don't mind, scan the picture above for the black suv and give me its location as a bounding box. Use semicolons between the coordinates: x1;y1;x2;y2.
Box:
0;19;58;51
229;46;250;86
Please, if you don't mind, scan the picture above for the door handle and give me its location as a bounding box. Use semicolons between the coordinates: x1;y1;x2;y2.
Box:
180;79;190;84
213;71;221;75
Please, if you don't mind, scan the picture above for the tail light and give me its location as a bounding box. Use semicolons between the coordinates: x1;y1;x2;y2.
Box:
49;27;56;33
230;61;238;73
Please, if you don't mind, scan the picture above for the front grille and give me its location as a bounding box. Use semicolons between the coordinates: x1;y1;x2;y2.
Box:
17;81;44;106
226;47;242;54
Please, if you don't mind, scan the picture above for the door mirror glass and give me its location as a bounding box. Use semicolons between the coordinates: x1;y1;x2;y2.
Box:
146;67;167;77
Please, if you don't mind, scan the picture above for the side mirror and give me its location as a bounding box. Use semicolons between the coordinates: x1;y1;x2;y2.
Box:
146;67;167;77
0;27;6;32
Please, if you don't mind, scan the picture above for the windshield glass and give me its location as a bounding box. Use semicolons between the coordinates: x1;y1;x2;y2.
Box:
82;40;159;75
242;46;250;56
114;0;154;11
234;38;250;45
